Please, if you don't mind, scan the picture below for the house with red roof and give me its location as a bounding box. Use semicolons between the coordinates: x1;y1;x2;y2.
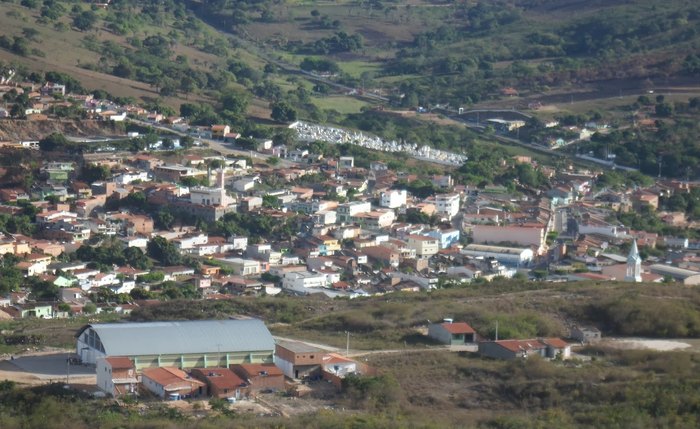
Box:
478;338;571;360
190;367;248;399
230;363;285;393
96;356;138;397
141;367;206;400
428;320;477;346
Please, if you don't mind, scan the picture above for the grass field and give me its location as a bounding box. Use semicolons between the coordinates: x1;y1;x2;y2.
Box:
312;95;368;114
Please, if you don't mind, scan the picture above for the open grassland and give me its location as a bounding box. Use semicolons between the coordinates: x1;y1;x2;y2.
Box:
0;3;231;108
311;95;368;114
118;280;700;351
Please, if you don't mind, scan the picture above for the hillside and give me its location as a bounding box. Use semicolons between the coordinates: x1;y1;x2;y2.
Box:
1;1;700;177
227;0;700;106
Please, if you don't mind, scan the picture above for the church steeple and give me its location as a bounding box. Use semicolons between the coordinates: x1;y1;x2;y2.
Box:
625;239;642;282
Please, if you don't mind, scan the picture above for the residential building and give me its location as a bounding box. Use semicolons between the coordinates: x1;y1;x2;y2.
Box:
274;340;325;380
153;164;207;183
407;235;439;258
216;258;261;276
141;367;206;400
379;189;407;209
570;326;602;344
350;210;395;229
363;245;400;268
478;338;571;360
425;228;460;249
190;368;247;399
230;363;285;393
96;356;138;397
428;321;477;346
337;201;372;223
435;194;460;219
338;156;354;170
282;271;327;290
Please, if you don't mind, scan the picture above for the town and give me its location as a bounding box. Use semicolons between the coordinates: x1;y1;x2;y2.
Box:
0;76;699;413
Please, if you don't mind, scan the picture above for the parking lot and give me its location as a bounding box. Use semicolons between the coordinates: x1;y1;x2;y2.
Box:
5;352;95;381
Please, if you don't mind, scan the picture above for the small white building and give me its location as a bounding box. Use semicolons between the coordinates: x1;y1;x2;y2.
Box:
282;271;328;290
380;189;407;209
461;244;534;267
337;201;372;223
228;236;248;250
435;194;460;219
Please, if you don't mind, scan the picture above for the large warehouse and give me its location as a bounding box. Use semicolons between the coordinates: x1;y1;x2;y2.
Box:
76;319;275;369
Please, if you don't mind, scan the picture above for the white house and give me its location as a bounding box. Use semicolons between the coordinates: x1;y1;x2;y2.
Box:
435;194;460;219
282;271;327;290
228;236;248;251
380;189;407;209
337;201;372;223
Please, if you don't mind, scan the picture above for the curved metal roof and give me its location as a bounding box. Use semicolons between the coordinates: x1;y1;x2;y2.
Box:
79;319;274;356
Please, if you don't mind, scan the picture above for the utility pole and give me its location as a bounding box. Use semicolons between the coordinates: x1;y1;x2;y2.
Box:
495;321;499;341
345;331;350;356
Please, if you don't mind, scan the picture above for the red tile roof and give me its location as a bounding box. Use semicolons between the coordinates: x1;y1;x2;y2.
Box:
232;363;283;378
542;338;569;349
440;322;476;334
190;368;246;391
142;367;205;390
492;339;546;353
105;356;134;369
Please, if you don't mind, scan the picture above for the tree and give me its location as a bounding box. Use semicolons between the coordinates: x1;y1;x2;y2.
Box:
11;37;30;56
220;90;249;116
39;133;69;152
124;246;152;270
80;163;110;183
83;302;97;314
155;210;175;230
72;10;98;32
147;236;182;266
270;101;297;123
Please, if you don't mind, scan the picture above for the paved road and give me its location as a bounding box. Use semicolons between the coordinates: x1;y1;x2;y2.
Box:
9;352;95;380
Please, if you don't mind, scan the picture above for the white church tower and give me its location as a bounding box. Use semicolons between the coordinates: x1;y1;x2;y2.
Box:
625;239;642;282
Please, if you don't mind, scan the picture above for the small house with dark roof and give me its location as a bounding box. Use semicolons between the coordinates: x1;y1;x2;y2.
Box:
428;320;477;345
